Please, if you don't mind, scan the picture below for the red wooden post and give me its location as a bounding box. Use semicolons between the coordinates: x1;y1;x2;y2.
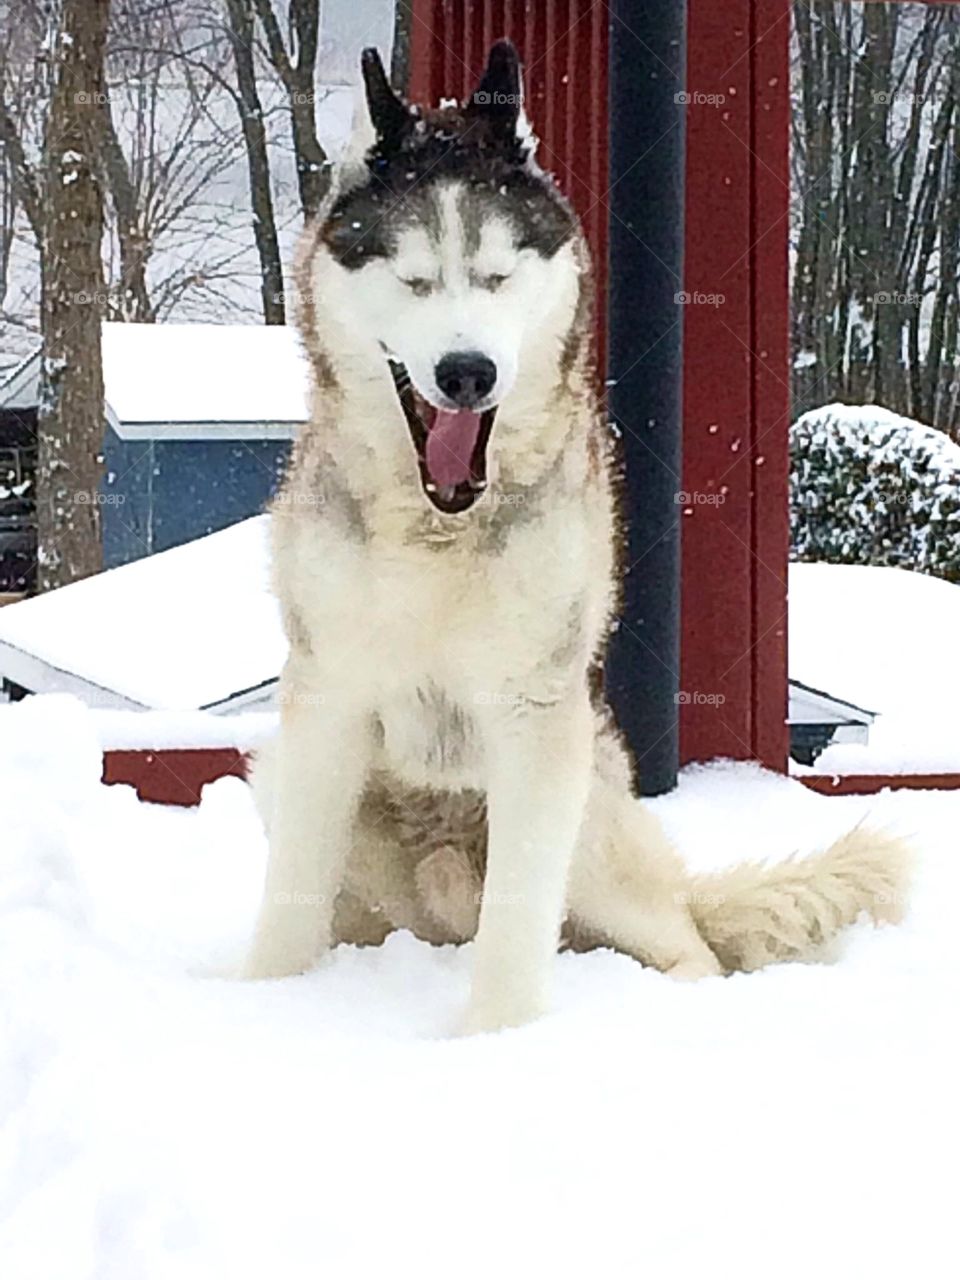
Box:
679;0;790;769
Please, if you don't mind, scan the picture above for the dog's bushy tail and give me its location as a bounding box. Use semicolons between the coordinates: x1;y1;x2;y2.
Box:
687;827;912;973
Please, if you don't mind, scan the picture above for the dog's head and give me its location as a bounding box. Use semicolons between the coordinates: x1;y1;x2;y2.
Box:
305;41;584;514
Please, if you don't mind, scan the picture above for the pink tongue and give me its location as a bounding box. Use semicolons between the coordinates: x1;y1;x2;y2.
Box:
424;408;482;488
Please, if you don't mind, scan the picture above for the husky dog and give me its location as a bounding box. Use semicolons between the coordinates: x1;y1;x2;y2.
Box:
244;43;910;1032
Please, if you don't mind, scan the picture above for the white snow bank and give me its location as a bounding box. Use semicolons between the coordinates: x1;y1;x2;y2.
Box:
789;561;960;772
91;708;277;750
1;694;957;1278
0;517;285;710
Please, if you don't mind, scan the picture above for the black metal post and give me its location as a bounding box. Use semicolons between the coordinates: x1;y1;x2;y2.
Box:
605;0;687;796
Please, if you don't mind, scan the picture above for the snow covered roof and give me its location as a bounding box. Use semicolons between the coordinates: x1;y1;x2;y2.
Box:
0;323;310;439
0;516;285;711
788;679;875;726
789;561;960;773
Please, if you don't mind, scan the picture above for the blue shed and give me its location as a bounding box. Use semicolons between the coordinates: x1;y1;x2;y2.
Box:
0;323;307;572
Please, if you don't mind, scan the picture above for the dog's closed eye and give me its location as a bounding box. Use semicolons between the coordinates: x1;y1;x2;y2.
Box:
399;277;435;297
470;270;512;292
481;273;510;291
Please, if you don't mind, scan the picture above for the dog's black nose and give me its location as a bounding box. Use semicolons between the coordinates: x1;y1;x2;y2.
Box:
435;351;497;408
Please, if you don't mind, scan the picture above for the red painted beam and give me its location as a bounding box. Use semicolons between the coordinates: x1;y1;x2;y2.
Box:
750;0;791;771
680;0;755;764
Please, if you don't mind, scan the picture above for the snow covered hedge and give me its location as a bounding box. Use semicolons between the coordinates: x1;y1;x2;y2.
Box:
790;403;960;583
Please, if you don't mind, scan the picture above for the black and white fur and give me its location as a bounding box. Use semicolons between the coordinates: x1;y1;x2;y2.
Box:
243;43;910;1033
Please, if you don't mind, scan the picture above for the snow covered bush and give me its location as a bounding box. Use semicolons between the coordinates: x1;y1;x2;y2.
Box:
790;403;960;583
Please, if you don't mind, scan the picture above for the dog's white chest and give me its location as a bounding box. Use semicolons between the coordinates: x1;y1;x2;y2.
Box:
375;681;482;788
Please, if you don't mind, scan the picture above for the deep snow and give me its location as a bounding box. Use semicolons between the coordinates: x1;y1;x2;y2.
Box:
1;694;957;1278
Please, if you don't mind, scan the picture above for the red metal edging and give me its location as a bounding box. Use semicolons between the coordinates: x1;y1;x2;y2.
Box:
100;748;960;809
799;774;960;796
102;748;248;807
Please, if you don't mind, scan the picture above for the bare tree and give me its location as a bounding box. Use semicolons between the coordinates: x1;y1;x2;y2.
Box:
792;1;960;437
35;0;110;590
2;0;284;349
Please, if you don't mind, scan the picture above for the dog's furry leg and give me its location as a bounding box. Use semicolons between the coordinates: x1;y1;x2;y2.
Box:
462;693;594;1033
687;826;912;972
243;670;372;979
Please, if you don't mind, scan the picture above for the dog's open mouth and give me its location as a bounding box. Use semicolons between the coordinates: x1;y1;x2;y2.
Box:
389;361;497;514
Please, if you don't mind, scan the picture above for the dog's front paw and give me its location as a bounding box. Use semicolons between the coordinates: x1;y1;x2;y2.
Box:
664;950;724;981
239;939;323;981
455;993;548;1036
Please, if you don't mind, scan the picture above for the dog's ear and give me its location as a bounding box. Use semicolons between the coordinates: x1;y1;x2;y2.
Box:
466;41;523;141
361;47;411;152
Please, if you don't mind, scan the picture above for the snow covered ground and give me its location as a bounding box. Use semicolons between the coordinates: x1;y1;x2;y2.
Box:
1;694;957;1278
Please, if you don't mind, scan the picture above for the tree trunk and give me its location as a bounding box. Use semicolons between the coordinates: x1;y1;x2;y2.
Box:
35;0;110;592
225;0;285;324
251;0;330;219
391;0;412;93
